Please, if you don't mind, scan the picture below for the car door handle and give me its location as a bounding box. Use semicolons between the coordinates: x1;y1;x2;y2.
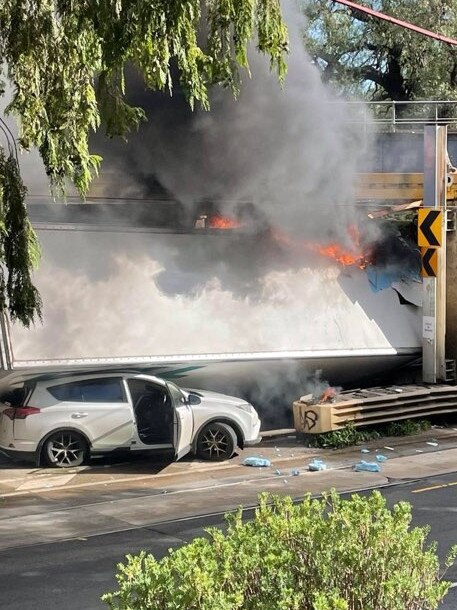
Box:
71;412;88;419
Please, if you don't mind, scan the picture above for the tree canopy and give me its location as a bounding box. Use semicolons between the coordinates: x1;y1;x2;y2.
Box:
302;0;457;103
0;1;288;327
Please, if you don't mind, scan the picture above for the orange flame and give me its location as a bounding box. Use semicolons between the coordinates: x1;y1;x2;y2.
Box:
208;214;241;229
201;215;371;267
306;243;368;268
272;225;370;269
320;387;337;403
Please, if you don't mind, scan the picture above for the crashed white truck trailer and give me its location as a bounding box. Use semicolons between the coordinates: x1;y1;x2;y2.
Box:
0;224;422;424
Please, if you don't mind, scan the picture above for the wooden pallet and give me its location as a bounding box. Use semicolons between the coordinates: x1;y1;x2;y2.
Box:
293;384;457;434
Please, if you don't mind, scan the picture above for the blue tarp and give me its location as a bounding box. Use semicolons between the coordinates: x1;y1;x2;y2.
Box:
243;456;271;467
354;460;381;472
366;265;421;293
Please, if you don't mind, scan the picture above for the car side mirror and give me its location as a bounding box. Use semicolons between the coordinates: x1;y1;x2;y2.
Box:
187;393;201;406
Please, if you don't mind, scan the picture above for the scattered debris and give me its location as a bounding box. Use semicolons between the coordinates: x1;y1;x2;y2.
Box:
361;448;370;454
354;461;381;473
299;393;313;403
376;455;387;462
283;479;288;484
384;446;395;451
308;459;327;472
291;469;300;476
243;457;271;467
415;449;423;453
275;469;282;475
426;442;438;447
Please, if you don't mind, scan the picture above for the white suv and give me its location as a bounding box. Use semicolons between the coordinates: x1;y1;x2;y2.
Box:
0;372;261;467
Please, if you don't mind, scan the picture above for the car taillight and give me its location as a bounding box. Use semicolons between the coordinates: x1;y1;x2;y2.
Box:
3;406;41;420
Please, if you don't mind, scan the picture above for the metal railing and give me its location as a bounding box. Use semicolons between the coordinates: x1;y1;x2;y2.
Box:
332;100;457;131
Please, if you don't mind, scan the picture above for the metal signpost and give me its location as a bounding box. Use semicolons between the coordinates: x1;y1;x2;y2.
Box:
421;126;447;383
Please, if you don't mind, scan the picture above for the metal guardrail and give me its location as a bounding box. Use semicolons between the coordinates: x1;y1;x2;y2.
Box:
331;100;457;131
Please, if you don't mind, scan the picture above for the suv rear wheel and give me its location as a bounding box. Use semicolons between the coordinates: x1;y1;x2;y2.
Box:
196;422;237;461
43;431;88;468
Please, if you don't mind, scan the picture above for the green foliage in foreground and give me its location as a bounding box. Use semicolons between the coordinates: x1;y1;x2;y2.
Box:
310;419;432;449
1;1;288;197
103;491;456;610
0;150;41;326
0;1;288;325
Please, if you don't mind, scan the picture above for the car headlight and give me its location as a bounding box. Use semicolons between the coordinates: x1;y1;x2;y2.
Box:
235;402;256;414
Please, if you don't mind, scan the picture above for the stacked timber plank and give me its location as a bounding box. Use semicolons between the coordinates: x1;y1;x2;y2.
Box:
293;384;457;434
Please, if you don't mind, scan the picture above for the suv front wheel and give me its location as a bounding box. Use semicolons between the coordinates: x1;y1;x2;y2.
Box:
196;422;237;461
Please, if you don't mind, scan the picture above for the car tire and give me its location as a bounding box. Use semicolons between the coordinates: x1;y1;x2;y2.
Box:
43;431;88;468
196;422;237;461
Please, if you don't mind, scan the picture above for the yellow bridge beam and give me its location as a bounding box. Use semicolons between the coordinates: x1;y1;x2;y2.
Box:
356;172;457;201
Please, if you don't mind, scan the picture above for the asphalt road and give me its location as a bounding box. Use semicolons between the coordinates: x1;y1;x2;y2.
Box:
1;473;457;610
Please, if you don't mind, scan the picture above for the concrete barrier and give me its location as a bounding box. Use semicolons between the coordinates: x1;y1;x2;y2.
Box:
293;384;457;434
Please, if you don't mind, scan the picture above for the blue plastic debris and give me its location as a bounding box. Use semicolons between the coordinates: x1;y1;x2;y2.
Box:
376;455;387;463
243;457;271;467
308;459;327;472
361;448;370;454
354;460;381;473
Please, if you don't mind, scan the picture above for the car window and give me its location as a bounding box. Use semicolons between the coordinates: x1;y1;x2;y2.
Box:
47;378;125;402
0;385;31;406
127;379;171;407
167;382;186;406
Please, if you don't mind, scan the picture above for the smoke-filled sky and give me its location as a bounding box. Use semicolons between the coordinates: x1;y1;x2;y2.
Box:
89;10;368;242
3;5;421;366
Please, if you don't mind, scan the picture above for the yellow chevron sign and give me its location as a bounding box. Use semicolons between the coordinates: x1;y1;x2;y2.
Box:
421;247;438;278
418;209;442;248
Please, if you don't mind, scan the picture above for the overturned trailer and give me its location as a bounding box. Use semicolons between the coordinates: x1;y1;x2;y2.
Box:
0;201;423;427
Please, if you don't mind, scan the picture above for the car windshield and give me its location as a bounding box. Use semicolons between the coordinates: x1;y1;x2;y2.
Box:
166;381;186;405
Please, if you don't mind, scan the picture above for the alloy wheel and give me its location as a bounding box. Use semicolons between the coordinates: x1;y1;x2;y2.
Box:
200;427;229;458
46;432;86;467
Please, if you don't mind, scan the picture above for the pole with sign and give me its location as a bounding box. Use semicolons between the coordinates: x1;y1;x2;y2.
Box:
421;126;447;383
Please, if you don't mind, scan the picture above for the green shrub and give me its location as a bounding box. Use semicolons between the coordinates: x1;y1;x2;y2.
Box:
310;419;432;449
385;419;431;437
103;491;456;610
309;421;377;449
